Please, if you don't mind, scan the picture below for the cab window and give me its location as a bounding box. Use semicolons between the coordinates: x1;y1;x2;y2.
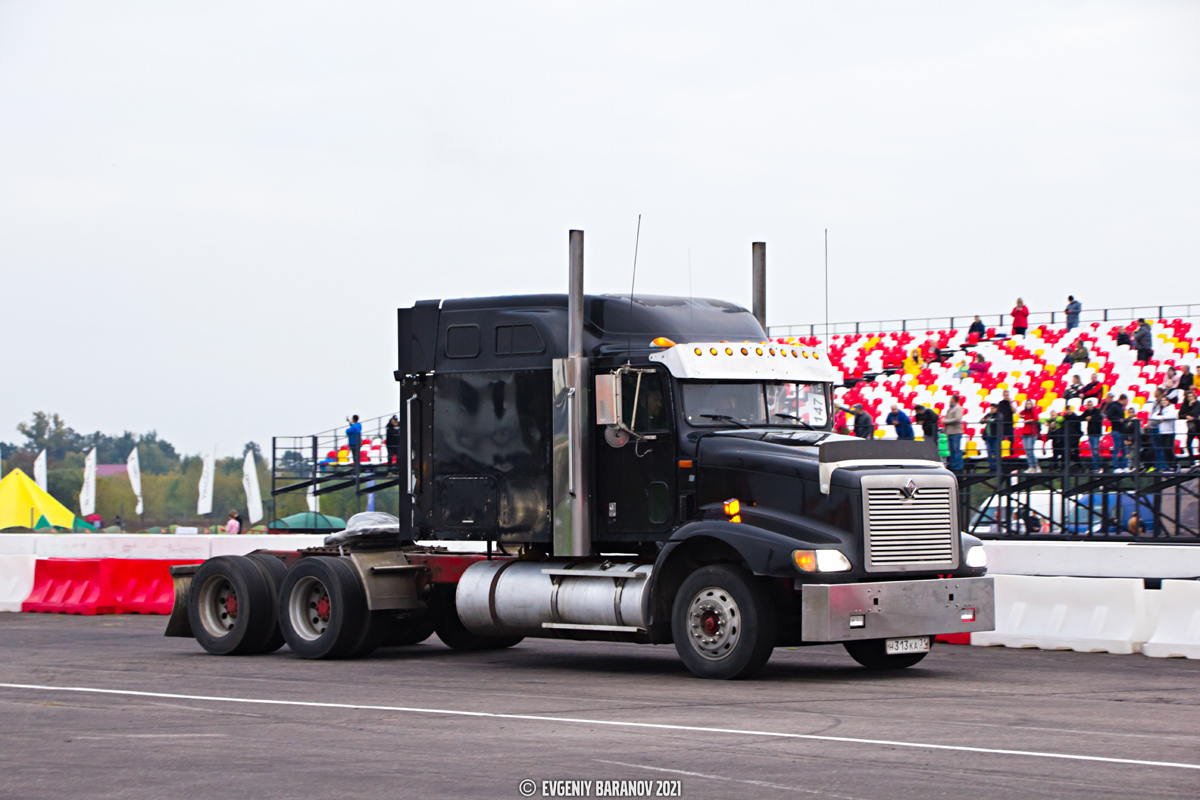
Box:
621;371;669;432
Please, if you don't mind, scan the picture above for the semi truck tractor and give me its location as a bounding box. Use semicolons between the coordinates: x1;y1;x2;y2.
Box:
169;230;994;679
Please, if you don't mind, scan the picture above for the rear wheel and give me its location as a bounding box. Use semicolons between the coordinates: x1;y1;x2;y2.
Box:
383;612;437;647
671;564;777;679
244;553;287;654
188;556;277;656
843;638;932;670
278;557;371;659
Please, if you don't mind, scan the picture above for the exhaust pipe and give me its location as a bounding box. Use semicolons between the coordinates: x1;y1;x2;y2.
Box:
553;230;591;557
752;241;766;332
569;230;584;358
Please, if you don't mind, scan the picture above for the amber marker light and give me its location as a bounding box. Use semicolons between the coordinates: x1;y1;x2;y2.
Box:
725;347;734;356
678;460;693;469
755;348;764;356
652;337;676;348
741;347;749;355
793;550;817;572
723;498;741;522
709;347;719;356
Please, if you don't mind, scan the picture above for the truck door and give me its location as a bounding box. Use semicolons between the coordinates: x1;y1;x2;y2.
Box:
594;368;676;539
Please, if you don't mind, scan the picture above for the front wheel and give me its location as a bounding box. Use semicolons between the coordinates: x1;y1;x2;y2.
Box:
671;564;777;679
843;638;932;670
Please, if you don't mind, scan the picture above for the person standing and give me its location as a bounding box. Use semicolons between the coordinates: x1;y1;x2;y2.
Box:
1181;388;1200;461
981;404;1001;472
225;510;241;535
1018;400;1041;472
1106;394;1130;471
385;415;402;472
346;414;363;469
996;390;1016;454
1064;296;1082;330
1011;299;1030;336
1149;394;1178;472
913;404;939;440
943;396;964;471
1080;398;1105;472
886;405;914;440
839;403;875;439
1134;319;1154;363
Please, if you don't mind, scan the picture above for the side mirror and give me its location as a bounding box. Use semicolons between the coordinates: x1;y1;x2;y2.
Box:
595;374;619;426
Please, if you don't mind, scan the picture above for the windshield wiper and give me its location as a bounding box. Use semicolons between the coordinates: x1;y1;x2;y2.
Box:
773;413;814;429
699;414;749;429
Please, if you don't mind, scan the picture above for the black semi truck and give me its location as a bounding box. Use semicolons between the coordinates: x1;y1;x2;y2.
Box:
171;230;993;679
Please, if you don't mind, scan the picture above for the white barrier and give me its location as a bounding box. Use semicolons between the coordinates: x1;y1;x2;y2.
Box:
1143;580;1200;660
209;535;328;556
972;575;1159;654
0;534;38;556
35;534;213;560
983;541;1200;579
0;555;36;612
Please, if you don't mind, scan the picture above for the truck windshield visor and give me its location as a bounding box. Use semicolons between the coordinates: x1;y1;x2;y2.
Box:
682;381;829;428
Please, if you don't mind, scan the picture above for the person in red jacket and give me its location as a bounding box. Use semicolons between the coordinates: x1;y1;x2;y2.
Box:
1011;298;1030;336
1018;399;1041;471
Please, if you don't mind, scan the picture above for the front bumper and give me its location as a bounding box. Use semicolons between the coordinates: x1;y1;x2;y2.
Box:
799;576;994;642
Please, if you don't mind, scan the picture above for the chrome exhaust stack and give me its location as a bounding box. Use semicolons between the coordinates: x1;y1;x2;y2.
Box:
552;230;591;557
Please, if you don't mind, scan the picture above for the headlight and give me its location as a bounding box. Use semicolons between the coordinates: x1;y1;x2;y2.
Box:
965;545;987;568
793;549;852;573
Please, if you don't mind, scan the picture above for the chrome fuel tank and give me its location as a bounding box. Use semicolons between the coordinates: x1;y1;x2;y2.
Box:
456;560;653;640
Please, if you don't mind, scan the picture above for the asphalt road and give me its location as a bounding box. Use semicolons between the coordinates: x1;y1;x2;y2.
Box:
0;614;1197;800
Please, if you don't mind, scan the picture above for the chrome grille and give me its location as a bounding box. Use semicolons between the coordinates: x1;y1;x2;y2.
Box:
865;485;955;570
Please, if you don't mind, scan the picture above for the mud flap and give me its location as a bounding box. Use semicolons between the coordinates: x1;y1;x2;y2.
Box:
164;563;200;638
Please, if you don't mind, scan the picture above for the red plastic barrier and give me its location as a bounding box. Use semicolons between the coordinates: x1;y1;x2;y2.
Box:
22;559;118;615
110;559;203;615
935;633;972;645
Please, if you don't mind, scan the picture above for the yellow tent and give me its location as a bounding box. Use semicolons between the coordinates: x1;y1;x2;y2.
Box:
0;468;77;530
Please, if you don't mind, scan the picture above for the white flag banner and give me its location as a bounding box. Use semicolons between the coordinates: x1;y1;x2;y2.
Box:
242;451;263;525
126;447;143;515
79;448;96;517
34;450;47;491
197;451;215;516
306;483;319;513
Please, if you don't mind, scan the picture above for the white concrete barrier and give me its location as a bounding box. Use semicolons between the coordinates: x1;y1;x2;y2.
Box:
0;534;38;556
0;555;36;612
209;535;329;556
1143;580;1200;660
35;534;213;560
972;575;1159;654
983;541;1200;579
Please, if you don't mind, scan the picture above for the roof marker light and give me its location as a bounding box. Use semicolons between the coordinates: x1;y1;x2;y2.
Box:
694;348;703;356
725;347;734;356
741;347;749;355
710;348;719;356
756;348;763;356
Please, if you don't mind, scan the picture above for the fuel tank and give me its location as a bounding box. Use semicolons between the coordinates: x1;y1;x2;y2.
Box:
456;560;653;640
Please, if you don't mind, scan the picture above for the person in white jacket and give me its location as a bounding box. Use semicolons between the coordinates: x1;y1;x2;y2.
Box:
1149;398;1178;471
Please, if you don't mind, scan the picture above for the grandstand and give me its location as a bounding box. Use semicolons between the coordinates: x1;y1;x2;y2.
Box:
770;304;1199;465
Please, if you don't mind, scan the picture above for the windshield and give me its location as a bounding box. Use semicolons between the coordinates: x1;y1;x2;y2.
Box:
681;381;830;429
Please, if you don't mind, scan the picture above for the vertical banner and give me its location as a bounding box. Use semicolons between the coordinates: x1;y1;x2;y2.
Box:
34;450;47;491
306;483;319;513
126;447;143;515
242;451;264;524
79;448;96;517
197;451;215;516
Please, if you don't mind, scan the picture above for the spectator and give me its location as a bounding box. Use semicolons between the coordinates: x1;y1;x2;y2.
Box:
385;415;402;471
1127;512;1146;536
1064;296;1082;330
968;315;986;340
1134;318;1154;363
1149;394;1178;472
1106;394;1130;472
346;414;363;468
1062;403;1083;467
1065;340;1089;365
1080;398;1105;472
981;403;1001;471
839;403;875;439
913;404;939;440
1018;399;1041;472
225;510;241;536
1081;374;1104;402
1011;299;1029;336
968;352;988;377
1178;365;1194;393
1181;389;1200;460
943;396;964;471
1162;367;1182;403
886;405;915;440
1064;375;1085;402
1116;326;1133;348
997;390;1016;450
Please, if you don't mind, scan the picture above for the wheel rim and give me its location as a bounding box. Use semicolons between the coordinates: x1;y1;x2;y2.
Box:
685;586;741;661
197;575;239;637
289;575;332;641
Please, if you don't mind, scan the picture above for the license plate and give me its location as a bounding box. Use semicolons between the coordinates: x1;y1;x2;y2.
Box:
885;636;930;655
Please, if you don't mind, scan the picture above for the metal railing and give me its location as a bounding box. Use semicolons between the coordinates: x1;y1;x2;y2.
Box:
271;412;401;500
769;303;1200;339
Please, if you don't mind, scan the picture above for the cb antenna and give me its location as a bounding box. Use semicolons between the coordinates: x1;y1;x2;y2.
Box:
625;214;642;363
824;228;829;353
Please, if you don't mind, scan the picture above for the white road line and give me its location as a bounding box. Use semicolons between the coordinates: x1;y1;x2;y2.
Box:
596;759;868;799
1;682;1197;773
74;734;228;740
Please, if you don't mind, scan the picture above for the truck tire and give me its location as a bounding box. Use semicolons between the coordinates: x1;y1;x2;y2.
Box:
244;553;288;654
843;638;932;670
278;557;372;659
433;590;523;651
671;564;777;680
188;556;278;656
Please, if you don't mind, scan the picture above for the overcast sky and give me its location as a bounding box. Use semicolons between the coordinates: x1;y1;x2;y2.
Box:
2;1;1197;457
